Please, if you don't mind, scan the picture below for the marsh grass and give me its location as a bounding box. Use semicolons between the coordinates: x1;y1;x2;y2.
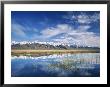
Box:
11;49;99;56
48;56;99;72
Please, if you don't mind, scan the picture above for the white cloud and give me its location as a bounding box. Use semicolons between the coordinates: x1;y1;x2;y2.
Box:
77;13;90;24
12;23;40;41
33;28;38;33
37;23;100;47
12;23;26;37
40;24;72;38
53;32;100;47
72;15;76;19
77;12;99;24
51;24;99;47
12;22;100;47
63;12;99;24
41;27;60;38
77;25;91;32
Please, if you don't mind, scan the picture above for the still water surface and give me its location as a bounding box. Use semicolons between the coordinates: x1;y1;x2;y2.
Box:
11;53;100;77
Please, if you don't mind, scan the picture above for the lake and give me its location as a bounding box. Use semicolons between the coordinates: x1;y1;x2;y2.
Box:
11;53;100;77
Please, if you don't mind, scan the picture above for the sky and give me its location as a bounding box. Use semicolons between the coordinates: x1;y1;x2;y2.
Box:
11;11;100;47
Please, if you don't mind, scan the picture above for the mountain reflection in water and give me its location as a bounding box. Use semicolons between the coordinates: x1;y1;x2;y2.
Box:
11;53;100;77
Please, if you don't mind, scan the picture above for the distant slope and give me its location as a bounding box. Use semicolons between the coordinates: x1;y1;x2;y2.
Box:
11;43;100;51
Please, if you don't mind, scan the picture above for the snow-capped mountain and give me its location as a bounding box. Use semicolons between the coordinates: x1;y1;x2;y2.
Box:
11;41;99;50
11;41;70;46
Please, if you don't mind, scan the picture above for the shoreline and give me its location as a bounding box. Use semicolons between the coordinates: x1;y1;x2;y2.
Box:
11;49;100;56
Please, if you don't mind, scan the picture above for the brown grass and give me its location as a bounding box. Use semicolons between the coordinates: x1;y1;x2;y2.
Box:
11;49;99;56
12;49;99;53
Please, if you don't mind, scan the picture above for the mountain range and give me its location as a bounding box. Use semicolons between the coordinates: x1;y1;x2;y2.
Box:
11;41;100;50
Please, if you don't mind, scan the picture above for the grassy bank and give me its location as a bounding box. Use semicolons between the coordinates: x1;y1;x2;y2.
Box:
11;49;100;56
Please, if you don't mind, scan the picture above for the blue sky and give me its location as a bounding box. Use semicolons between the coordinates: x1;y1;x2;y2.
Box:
11;11;100;47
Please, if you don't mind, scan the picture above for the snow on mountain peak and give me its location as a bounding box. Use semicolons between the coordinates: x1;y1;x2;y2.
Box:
11;41;98;47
